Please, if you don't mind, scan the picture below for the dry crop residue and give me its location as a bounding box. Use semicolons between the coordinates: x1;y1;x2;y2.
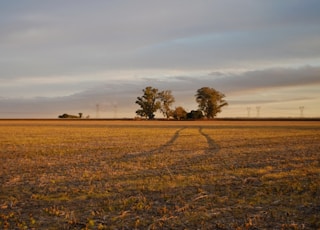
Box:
0;120;319;229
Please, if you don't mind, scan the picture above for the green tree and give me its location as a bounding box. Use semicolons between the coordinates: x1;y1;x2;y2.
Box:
135;86;161;119
195;87;228;119
159;90;175;119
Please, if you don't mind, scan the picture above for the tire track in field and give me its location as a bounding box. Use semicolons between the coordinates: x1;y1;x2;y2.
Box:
122;127;185;161
165;127;220;174
119;127;220;179
152;127;185;154
198;127;220;154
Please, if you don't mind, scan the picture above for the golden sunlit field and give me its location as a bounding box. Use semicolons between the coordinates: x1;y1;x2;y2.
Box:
0;120;319;229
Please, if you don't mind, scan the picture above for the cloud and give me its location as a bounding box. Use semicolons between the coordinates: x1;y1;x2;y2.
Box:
207;65;320;94
1;65;319;118
1;1;320;117
1;0;320;79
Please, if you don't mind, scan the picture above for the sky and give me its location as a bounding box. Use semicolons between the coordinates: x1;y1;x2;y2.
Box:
1;0;320;118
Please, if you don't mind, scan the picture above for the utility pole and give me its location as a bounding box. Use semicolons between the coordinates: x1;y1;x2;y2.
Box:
96;104;100;118
113;102;118;118
256;106;261;118
299;106;304;118
247;107;251;118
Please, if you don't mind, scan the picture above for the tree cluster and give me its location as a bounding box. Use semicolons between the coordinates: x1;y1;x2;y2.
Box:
58;113;83;119
135;86;228;120
135;87;175;119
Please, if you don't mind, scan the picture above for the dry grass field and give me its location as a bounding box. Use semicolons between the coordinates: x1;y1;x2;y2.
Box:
0;120;319;229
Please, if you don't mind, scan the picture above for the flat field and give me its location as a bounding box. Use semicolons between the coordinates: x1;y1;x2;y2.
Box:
0;120;319;229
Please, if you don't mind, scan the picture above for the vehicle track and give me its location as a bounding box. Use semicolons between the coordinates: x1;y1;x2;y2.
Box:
121;127;186;161
151;127;186;154
198;127;220;154
164;127;220;174
120;127;220;178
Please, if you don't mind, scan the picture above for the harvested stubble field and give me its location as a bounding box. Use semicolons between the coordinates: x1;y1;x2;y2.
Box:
0;120;319;229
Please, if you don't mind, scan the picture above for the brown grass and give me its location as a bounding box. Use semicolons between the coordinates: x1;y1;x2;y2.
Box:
0;120;319;229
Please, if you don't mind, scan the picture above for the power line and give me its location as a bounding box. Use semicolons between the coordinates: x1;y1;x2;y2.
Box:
113;102;118;118
246;107;251;118
256;106;261;118
299;106;305;118
96;104;100;118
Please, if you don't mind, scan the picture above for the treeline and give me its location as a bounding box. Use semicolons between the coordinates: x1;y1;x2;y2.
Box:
58;86;228;120
58;113;84;119
135;86;228;120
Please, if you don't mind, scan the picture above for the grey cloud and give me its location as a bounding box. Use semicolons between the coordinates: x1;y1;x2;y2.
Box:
1;0;320;79
1;1;320;117
213;66;320;94
56;65;320;99
132;26;320;70
229;97;317;106
158;66;320;95
1;65;319;118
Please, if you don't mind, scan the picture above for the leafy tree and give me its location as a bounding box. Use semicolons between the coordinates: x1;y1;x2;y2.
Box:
158;90;175;119
195;87;228;118
135;86;161;119
173;106;187;120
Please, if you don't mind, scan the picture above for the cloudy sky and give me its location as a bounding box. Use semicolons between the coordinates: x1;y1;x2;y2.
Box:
1;0;320;118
